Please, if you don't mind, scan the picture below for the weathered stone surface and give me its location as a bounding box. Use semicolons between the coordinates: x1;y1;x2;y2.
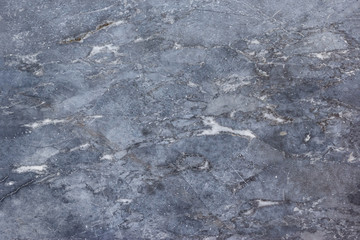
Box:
1;0;360;239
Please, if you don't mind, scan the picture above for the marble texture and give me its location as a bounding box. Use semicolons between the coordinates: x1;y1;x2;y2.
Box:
0;0;360;239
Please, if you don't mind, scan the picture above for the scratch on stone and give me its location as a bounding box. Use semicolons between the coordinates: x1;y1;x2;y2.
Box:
229;165;249;187
23;118;68;129
116;198;133;204
348;152;356;163
198;117;256;139
74;4;116;16
13;165;47;174
70;143;91;152
255;199;280;207
263;112;286;123
88;44;119;57
100;154;114;160
310;52;331;60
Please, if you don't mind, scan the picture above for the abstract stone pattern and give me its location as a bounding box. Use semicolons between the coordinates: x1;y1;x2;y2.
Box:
0;0;360;239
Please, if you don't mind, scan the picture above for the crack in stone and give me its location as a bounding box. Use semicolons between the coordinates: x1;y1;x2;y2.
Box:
60;20;125;44
0;179;36;203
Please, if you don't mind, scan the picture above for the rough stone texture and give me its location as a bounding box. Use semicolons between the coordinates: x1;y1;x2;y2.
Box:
1;1;360;239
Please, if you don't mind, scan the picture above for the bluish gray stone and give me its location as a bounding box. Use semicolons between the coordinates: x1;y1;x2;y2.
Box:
1;0;360;239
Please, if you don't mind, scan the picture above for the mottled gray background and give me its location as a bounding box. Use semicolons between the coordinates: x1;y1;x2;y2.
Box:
1;0;360;239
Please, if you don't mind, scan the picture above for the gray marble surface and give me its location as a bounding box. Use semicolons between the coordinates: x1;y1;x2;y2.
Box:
1;0;360;239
